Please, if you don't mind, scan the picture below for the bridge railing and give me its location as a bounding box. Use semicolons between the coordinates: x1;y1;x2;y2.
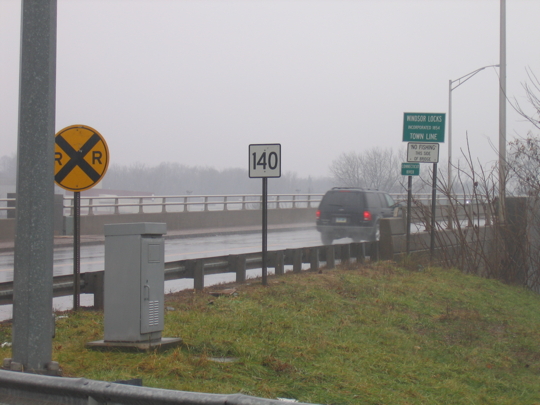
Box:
60;193;484;217
0;192;484;218
0;198;15;219
60;193;325;216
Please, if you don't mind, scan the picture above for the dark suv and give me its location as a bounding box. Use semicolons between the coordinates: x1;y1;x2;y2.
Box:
316;187;398;245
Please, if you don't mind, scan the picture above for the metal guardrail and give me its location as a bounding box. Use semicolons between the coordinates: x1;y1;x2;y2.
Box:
0;243;373;308
0;369;316;405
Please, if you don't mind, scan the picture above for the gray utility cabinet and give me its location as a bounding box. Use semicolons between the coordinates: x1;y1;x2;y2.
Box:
104;223;166;343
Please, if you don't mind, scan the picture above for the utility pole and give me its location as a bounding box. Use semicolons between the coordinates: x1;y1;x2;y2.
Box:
9;0;58;374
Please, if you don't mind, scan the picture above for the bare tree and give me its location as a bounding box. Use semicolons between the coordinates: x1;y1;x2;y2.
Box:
102;162;334;195
508;136;540;195
329;147;404;192
513;68;540;132
427;71;540;289
508;68;540;196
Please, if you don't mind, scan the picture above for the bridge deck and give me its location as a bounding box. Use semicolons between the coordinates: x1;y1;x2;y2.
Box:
0;222;316;253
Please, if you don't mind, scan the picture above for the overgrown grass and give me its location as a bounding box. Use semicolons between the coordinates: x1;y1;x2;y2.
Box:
2;261;540;404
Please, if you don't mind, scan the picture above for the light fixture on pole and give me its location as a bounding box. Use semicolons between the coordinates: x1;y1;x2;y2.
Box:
448;64;499;193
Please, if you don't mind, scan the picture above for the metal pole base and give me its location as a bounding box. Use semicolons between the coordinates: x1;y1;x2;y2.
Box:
2;358;62;376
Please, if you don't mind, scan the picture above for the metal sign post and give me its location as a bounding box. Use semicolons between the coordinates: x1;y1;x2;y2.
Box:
403;113;446;261
406;175;412;254
54;125;109;309
262;178;268;285
248;144;281;286
73;192;81;310
430;163;438;259
401;163;419;255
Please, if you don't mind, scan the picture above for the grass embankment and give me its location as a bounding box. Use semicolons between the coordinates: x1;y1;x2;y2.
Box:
1;261;540;404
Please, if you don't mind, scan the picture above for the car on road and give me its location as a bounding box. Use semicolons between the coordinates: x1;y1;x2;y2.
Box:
315;187;399;245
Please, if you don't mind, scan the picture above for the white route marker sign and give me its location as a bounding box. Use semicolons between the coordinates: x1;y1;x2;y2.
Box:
249;144;281;178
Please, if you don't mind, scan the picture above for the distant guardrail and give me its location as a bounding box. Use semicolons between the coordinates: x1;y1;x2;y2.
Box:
62;193;324;216
0;192;484;218
0;193;490;241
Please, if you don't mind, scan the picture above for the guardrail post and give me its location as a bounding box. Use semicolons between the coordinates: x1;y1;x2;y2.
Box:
309;248;319;271
161;197;166;213
69;197;75;217
241;196;246;210
204;196;209;212
6;194;16;219
348;243;359;264
445;205;453;230
93;271;104;311
229;255;246;283
81;272;104;311
224;196;229;211
467;203;474;227
138;197;143;214
485;203;492;226
369;242;379;262
114;198;119;214
194;261;204;291
325;246;335;269
356;243;366;264
424;208;432;233
341;244;350;264
293;249;302;273
274;251;285;276
87;198;94;216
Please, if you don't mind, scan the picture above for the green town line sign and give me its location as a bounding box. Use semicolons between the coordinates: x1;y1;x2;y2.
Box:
402;112;446;143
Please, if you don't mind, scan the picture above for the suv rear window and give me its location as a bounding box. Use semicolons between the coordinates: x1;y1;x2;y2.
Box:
320;191;365;211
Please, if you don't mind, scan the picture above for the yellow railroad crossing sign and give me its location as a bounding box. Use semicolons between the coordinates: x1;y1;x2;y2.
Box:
54;125;109;192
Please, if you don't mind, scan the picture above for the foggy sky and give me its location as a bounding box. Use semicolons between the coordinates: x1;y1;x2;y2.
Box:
1;0;540;179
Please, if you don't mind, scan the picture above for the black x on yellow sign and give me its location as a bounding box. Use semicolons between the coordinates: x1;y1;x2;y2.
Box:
54;125;109;192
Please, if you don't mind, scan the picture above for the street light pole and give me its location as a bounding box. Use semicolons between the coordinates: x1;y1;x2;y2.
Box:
447;64;499;193
499;0;506;221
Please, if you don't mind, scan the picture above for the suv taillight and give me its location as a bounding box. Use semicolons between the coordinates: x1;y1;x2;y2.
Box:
316;210;321;219
363;211;372;221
